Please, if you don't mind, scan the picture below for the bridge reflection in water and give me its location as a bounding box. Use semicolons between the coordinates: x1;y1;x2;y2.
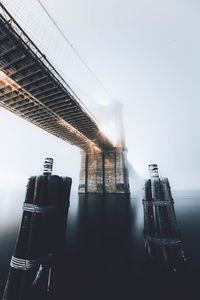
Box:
64;193;136;300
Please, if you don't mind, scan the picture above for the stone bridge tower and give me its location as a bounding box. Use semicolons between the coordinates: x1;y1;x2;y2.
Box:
78;147;130;194
78;102;130;194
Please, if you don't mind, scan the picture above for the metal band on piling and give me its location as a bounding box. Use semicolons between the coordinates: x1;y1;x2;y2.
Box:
23;203;55;214
145;236;181;246
43;157;53;175
142;200;173;206
10;254;53;271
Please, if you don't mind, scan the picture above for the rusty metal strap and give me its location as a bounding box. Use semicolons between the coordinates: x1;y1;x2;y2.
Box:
10;254;53;270
23;203;55;213
146;236;181;246
142;200;172;207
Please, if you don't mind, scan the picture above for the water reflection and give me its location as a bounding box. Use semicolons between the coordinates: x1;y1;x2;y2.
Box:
64;193;135;300
1;191;200;300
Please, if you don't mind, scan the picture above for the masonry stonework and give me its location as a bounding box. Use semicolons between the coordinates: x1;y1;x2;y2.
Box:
78;147;130;194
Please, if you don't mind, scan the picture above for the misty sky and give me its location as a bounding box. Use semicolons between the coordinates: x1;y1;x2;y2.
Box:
0;0;200;191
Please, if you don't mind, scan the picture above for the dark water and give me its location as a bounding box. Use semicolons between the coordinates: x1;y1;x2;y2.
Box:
1;190;200;299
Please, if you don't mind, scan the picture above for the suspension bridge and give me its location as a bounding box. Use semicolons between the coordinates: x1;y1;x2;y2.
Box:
0;3;130;194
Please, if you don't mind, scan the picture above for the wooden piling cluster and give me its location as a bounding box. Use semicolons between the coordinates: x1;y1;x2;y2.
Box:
142;164;186;271
3;158;72;300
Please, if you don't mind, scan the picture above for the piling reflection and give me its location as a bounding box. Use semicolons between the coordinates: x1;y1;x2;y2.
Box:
142;164;186;271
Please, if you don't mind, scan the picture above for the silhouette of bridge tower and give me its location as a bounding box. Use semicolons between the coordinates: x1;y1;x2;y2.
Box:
0;3;130;193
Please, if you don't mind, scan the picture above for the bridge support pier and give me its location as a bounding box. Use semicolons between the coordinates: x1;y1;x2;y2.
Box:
78;147;130;194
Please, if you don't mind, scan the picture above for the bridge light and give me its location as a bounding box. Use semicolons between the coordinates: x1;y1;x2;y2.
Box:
0;70;10;86
57;118;101;152
0;70;20;90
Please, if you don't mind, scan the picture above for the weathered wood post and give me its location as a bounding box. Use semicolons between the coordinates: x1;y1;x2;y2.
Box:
142;179;157;258
142;164;186;271
3;158;72;300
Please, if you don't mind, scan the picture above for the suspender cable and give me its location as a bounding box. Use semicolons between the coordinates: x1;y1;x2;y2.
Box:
36;0;113;99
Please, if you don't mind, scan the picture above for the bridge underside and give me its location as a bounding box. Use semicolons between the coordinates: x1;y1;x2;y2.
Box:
0;4;130;194
0;4;113;152
79;147;130;194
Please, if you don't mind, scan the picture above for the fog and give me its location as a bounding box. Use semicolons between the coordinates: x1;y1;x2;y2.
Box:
0;0;200;191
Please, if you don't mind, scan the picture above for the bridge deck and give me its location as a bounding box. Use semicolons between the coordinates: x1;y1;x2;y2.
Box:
0;4;114;152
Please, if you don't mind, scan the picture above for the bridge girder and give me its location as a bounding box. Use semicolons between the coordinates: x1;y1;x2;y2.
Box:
0;3;114;153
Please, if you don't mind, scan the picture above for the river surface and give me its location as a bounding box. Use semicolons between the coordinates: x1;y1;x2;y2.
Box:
0;190;200;299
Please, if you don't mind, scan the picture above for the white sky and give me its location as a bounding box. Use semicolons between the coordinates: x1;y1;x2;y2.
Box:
0;0;200;191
